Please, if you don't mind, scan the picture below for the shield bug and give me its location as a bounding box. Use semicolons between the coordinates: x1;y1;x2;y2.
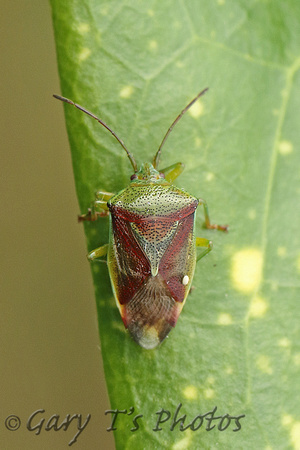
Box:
54;89;227;349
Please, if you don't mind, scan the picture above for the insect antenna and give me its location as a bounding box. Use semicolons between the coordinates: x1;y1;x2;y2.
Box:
153;87;209;169
53;94;138;173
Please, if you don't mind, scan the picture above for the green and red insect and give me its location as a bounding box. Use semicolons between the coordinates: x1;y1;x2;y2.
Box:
54;89;227;349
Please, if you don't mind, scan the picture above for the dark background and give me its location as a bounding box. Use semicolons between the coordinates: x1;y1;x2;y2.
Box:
1;2;114;448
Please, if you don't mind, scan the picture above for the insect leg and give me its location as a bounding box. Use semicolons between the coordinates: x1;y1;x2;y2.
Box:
198;199;228;232
87;244;108;261
160;162;185;183
78;204;109;221
196;237;213;262
95;190;115;201
78;190;115;222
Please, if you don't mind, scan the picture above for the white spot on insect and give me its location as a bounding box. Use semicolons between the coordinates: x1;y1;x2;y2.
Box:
256;355;273;374
249;295;268;318
183;385;197;399
188;100;204;118
217;313;233;325
77;23;90;34
278;140;293;155
149;40;158;51
277;246;287;257
78;47;91;62
231;248;263;293
182;275;189;285
119;86;134;99
248;208;256;220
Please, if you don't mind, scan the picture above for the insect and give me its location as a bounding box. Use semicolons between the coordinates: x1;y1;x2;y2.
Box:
54;89;227;349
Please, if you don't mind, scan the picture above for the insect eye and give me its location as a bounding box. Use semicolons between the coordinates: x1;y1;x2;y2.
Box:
159;172;165;179
131;174;138;180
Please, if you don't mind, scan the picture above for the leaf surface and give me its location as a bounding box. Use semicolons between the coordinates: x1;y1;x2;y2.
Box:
50;1;300;448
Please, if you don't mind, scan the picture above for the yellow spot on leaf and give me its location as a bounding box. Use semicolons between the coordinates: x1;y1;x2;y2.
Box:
194;136;201;147
204;388;215;399
271;281;278;291
147;9;155;17
206;376;215;384
282;414;294;427
256;355;273;374
278;337;291;348
248;208;256;220
231;248;263;293
149;40;158;51
293;353;300;366
218;0;225;5
277;246;287;257
173;21;182;29
172;434;192;450
77;23;90;34
206;172;214;182
296;254;300;273
218;313;233;325
225;366;233;375
78;47;91;62
183;385;197;400
175;60;184;68
282;415;300;450
188;100;204;118
249;296;268;318
278;140;293;155
101;7;109;15
291;422;300;449
119;86;134;99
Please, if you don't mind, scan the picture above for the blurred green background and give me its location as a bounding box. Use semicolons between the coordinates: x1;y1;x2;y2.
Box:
0;2;114;448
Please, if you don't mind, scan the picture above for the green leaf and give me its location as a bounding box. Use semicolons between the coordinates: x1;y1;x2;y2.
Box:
50;0;300;448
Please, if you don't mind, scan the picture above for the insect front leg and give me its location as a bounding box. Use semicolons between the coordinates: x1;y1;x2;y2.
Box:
199;198;228;232
78;190;114;222
160;162;185;183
